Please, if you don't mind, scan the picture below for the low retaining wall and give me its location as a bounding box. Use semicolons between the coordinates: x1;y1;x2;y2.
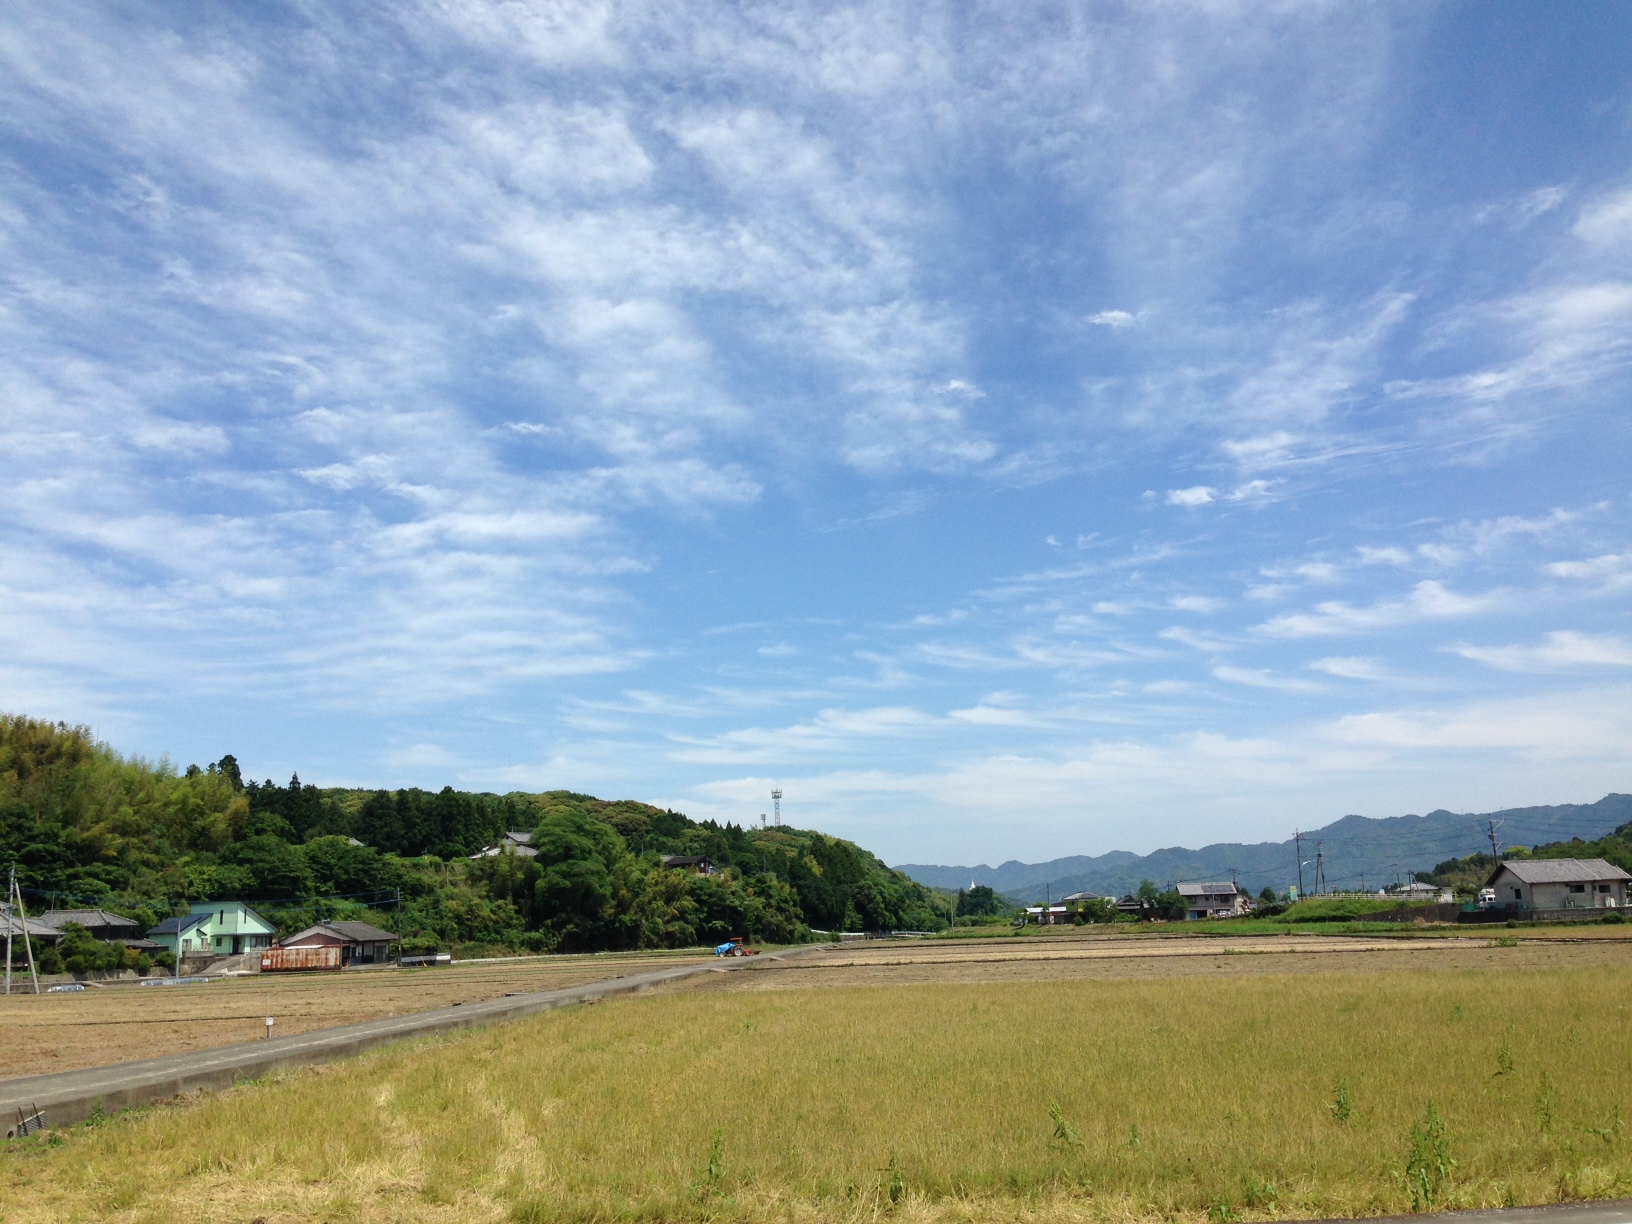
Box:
1457;908;1619;925
2;945;828;1135
1362;903;1464;924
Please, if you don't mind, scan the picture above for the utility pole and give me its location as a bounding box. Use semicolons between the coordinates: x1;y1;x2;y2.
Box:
1314;842;1326;896
6;867;38;994
13;873;38;994
1487;819;1503;863
1294;830;1305;899
4;864;13;997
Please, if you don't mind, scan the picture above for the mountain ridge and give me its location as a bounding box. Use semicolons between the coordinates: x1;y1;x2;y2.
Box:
897;795;1632;903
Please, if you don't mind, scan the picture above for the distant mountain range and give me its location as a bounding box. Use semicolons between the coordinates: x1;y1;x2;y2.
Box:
896;794;1632;903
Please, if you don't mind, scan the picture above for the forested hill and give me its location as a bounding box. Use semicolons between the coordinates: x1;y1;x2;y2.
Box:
898;794;1632;902
0;714;945;954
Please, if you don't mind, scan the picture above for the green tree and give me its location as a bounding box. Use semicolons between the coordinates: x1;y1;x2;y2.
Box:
531;809;625;946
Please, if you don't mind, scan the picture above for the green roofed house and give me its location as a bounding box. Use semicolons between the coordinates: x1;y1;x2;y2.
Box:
147;901;276;960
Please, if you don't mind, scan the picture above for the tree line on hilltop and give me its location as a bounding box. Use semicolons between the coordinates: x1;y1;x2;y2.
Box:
0;714;946;957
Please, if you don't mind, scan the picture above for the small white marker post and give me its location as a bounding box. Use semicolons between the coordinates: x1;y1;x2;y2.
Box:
264;1017;274;1040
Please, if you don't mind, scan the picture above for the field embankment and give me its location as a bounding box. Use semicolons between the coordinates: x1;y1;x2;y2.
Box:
4;953;1631;1223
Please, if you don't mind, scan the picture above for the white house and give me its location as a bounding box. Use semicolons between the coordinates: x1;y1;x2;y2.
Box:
1176;882;1249;920
1024;904;1071;925
1483;859;1630;911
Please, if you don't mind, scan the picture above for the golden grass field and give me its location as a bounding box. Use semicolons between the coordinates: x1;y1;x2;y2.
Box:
4;935;1632;1224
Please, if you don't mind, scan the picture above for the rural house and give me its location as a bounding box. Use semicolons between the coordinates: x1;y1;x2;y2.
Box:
148;902;276;959
280;919;401;965
1023;903;1071;925
470;831;538;858
1483;859;1630;911
1176;882;1250;920
660;854;716;875
37;908;163;954
36;908;140;942
0;912;60;946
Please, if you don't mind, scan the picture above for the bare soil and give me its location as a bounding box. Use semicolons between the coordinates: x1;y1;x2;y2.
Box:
0;950;710;1079
679;929;1632;990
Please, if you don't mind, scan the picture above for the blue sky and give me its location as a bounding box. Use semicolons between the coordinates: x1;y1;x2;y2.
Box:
3;2;1632;866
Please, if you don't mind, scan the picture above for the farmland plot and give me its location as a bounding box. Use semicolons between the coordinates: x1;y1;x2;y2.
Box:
4;954;1631;1223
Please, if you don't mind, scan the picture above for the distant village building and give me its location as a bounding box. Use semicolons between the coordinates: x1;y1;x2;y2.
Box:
1176;882;1250;921
1115;894;1144;916
149;902;276;959
281;919;400;965
469;831;538;859
0;912;60;946
1390;881;1441;898
37;908;162;954
1484;859;1630;910
660;855;716;876
1023;904;1070;925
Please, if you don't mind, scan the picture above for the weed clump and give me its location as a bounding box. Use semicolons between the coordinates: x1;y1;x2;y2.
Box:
1403;1101;1454;1212
1049;1100;1083;1149
1330;1079;1355;1124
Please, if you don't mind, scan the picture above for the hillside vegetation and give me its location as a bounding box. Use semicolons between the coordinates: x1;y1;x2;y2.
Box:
0;714;943;954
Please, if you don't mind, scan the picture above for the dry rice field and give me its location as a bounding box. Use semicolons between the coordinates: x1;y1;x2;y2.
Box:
5;928;1628;1080
4;934;1632;1223
0;948;711;1079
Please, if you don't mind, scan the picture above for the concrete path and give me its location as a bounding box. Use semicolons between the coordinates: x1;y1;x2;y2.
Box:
1;945;816;1134
1303;1203;1632;1224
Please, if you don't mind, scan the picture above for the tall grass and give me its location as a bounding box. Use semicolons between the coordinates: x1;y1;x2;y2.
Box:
3;967;1630;1222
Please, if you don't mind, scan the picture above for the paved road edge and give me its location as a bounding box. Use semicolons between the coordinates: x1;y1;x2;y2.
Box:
1;944;827;1133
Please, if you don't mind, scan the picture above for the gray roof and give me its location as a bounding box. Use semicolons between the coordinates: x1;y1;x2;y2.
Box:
0;914;60;940
284;919;399;945
36;909;141;931
1491;858;1632;885
1176;882;1238;897
148;913;210;936
470;833;539;858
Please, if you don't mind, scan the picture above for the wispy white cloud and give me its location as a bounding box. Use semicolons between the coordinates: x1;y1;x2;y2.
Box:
2;4;1630;862
1257;580;1507;638
1307;656;1388;681
1453;631;1632;673
1089;309;1140;329
1547;553;1632;589
668;705;940;764
1212;664;1322;693
1166;486;1216;507
1171;595;1225;613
